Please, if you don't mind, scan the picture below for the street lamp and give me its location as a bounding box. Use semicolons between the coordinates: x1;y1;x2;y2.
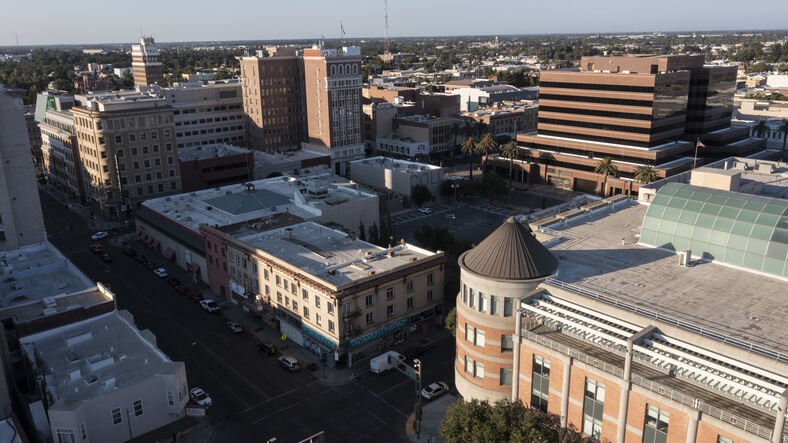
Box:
451;182;460;210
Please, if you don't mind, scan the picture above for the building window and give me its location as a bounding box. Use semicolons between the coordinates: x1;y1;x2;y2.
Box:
386;287;395;300
427;289;434;301
80;423;87;441
328;319;334;331
314;312;321;325
387;304;395;318
133;399;143;416
407;297;414;308
469;288;475;308
465;324;473;342
277;292;282;303
717;436;734;443
644;404;669;443
465;356;472;374
531;355;550;412
503;297;513;317
302;288;308;300
427;273;434;285
582;378;605;440
501;334;513;352
479;293;488;312
276;275;281;286
365;293;374;306
167;391;175;407
474;329;485;347
327;303;334;314
462;284;467;303
474;361;484;380
303;306;309;318
315;296;321;308
366;312;375;325
407;280;414;292
56;429;76;443
111;408;122;425
292;300;298;311
500;368;513;386
490;296;499;315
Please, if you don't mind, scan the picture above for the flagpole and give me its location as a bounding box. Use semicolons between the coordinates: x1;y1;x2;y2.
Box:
693;138;699;170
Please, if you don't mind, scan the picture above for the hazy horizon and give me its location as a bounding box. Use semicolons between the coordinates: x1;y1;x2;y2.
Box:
2;0;788;47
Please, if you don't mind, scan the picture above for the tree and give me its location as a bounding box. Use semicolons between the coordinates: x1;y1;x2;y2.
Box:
745;62;770;73
461;137;478;179
414;226;456;252
121;70;134;87
477;133;498;171
444;307;456;337
482;172;507;202
358;221;366;241
778;119;788;153
753;120;769;138
411;184;433;207
501;141;520;189
634;165;659;184
594;157;618;197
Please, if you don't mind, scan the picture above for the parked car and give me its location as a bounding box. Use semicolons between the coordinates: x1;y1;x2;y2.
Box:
199;299;220;313
278;356;301;372
146;261;158;271
227;321;243;334
417;207;432;214
88;244;103;254
189;387;212;407
188;292;204;302
257;342;277;356
90;232;108;241
134;255;148;264
370;351;405;375
153;268;168;278
166;277;181;287
421;381;449;400
122;248;136;257
174;285;190;295
101;253;112;263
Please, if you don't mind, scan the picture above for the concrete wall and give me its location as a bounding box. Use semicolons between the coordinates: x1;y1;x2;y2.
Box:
350;162;444;197
315;192;379;235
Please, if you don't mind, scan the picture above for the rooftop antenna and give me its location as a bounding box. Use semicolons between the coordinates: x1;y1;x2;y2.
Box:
15;33;19;47
384;0;390;54
340;20;345;40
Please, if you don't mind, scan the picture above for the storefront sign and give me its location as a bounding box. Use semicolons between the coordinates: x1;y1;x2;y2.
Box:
348;318;409;347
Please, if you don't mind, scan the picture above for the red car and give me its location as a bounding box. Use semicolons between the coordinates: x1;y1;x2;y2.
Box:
174;285;190;295
189;292;204;302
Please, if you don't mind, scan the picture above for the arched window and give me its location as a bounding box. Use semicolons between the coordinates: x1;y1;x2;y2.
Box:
353;64;358;75
330;65;336;76
338;65;343;75
345;64;351;76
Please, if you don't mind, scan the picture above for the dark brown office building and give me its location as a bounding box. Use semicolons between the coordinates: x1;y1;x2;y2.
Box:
240;47;307;152
505;55;767;197
178;144;254;193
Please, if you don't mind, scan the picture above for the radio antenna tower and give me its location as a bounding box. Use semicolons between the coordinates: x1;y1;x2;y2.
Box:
384;0;390;54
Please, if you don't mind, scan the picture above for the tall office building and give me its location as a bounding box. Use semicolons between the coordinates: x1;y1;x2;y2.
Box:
72;91;180;218
510;55;768;197
0;87;46;250
240;47;306;152
131;36;164;87
302;46;365;175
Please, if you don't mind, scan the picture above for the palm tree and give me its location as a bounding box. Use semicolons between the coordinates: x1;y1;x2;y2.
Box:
461;137;478;179
778;119;788;154
634;165;659;184
501;141;520;189
753;120;769;138
594;157;618;197
477;133;498;171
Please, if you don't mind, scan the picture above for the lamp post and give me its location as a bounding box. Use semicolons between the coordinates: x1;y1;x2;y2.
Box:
451;182;460;209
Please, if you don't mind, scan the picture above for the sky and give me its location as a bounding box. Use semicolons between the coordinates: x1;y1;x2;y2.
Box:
2;0;788;46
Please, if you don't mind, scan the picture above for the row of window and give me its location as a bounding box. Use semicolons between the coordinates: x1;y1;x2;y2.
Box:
176;125;243;138
461;284;515;317
178;135;245;149
464;324;514;351
175;114;242;126
173;104;241;115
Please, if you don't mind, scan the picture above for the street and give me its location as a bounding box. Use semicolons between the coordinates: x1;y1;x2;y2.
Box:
39;191;456;443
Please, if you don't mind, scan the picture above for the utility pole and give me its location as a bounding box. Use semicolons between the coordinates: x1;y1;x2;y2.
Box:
390;355;422;438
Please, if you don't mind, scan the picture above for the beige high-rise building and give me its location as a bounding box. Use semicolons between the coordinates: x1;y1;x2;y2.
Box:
0;88;46;250
303;46;365;175
131;36;164;87
72;92;180;218
240;47;306;152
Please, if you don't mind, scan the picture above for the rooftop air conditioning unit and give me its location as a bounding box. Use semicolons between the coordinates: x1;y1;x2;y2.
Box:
678;249;692;267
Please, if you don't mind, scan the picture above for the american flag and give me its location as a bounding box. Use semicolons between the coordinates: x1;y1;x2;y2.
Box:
696;139;705;149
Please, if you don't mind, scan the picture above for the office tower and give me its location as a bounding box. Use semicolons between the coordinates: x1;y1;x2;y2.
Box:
302;46;365;175
131;36;164;87
240;47;306;152
72;91;180;218
0;88;46;250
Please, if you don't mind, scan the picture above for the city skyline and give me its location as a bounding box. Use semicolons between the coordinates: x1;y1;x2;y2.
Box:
2;0;788;46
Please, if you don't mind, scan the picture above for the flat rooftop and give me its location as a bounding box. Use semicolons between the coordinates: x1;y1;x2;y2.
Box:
238;222;441;288
350;156;443;172
538;201;788;355
178;143;250;162
21;311;182;410
0;243;94;313
141;172;377;232
253;148;328;165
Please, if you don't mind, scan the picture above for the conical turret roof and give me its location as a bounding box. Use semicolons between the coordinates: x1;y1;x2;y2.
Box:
461;217;558;281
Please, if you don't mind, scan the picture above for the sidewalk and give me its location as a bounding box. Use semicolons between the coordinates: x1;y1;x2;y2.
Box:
39;184;130;231
404;393;456;443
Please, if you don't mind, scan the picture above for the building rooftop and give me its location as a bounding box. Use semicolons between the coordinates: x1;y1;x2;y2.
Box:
237;222;441;288
178;143;250;162
21;311;181;410
0;243;94;314
141;173;373;232
536;200;788;356
349;156;443;172
253;148;327;166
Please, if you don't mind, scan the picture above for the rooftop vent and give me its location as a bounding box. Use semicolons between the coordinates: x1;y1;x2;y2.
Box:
328;269;336;276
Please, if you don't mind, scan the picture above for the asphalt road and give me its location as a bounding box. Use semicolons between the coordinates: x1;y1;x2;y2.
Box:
39;191;456;443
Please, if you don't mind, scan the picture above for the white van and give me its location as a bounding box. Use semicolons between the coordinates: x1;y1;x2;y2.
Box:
370;351;405;374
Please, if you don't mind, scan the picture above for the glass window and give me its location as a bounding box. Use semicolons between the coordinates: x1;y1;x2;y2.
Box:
582;378;605;439
501;334;513;352
500;368;513;386
717;436;734;443
465;324;473;342
531;355;550;412
133;399;143;416
469;289;475;308
111;408;122;425
302;288;308;300
474;361;484;380
490;295;499;315
465;356;472;374
56;429;76;443
643;404;669;443
167;391;175;406
479;293;488;312
475;329;485;347
503;297;513;317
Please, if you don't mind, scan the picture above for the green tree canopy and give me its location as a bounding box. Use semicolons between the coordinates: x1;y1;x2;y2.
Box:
411;184;434;207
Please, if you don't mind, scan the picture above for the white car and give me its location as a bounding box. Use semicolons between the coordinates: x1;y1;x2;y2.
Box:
227;321;243;334
421;381;449;400
189;387;212;407
90;232;108;241
200;299;220;313
153;268;168;278
417;207;432;214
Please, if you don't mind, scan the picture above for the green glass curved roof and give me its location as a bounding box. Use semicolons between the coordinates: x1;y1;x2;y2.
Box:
640;182;788;278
